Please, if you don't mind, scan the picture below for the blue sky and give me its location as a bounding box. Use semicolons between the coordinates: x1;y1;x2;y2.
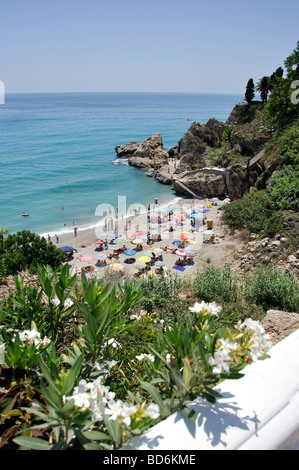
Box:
1;0;298;94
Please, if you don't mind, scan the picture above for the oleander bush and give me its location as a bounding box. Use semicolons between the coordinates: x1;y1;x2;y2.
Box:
0;264;271;450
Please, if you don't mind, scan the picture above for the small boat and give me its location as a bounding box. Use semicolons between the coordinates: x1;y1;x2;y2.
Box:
22;213;30;216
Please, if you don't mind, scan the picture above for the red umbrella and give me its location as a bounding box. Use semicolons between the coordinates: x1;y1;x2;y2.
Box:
95;240;104;244
178;234;188;240
131;231;146;238
176;249;187;257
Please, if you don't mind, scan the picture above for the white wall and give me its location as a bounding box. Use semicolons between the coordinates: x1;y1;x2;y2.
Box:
123;329;299;451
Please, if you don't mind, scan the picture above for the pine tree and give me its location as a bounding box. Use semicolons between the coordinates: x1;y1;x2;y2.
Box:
245;78;255;104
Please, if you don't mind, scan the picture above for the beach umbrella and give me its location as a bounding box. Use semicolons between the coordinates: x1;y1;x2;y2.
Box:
142;251;153;257
79;255;95;262
152;248;163;255
180;231;191;235
131;231;146;238
178;234;188;240
109;233;118;239
142;244;150;249
176;249;186;257
109;245;119;250
114;237;126;244
132;238;143;244
172;240;182;246
138;256;151;263
124;249;136;256
217;201;226;206
94;240;104;245
175;214;185;221
60;246;74;252
203;230;214;235
184;248;194;256
96;253;107;259
193;214;204;220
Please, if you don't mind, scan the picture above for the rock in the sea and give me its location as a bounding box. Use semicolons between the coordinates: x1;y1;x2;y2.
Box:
116;134;169;170
115;141;139;157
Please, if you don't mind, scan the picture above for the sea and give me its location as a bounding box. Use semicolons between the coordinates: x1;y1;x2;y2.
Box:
0;92;243;237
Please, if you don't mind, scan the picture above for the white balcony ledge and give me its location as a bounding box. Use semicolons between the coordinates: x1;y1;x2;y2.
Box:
123;329;299;451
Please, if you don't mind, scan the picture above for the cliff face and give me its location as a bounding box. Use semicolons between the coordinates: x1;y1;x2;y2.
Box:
114;103;278;200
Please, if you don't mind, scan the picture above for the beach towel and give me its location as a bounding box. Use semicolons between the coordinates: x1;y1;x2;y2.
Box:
172;265;185;272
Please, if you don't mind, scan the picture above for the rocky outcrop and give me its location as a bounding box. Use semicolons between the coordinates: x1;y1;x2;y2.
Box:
115;103;276;200
224;164;249;199
115;134;169;170
172;170;227;198
176;122;219;171
115;141;139;157
261;310;299;345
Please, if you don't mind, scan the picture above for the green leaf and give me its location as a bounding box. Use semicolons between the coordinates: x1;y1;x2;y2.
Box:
141;382;164;409
13;436;53;450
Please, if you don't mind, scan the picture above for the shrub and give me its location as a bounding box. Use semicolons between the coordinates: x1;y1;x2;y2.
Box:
244;266;299;312
192;266;239;305
222;190;274;235
1;230;65;276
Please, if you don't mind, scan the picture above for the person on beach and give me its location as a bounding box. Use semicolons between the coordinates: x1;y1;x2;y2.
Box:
74;227;78;237
55;234;59;243
48;234;51;242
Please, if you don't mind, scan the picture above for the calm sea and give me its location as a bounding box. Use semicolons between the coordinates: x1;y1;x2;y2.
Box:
0;92;243;236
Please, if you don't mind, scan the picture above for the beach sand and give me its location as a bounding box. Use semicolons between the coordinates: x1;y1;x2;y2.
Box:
53;197;239;282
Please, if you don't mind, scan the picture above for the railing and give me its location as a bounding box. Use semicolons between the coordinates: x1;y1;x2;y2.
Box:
122;329;299;450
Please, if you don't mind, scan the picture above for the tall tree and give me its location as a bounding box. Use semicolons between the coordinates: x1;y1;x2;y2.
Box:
245;78;255;103
257;76;270;102
284;40;299;81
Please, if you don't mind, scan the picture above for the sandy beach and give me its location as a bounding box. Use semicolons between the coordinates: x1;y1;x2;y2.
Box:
52;196;238;281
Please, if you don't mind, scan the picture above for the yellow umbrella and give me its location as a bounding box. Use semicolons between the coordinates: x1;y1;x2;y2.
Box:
132;238;143;244
181;232;191;235
138;256;151;263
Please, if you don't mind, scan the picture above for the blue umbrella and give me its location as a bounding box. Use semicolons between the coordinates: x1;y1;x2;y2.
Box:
60;246;74;252
194;214;204;219
124;249;136;256
109;233;118;239
172;240;182;246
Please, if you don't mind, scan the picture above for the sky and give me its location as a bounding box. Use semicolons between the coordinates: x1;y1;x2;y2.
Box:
1;0;298;94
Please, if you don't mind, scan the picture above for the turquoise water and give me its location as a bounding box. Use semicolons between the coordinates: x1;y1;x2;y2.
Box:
0;92;243;236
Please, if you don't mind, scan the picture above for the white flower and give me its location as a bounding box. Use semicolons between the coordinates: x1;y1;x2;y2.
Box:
217;337;238;354
121;403;138;426
166;353;171;363
189;301;221;317
51;296;73;307
240;318;265;335
135;353;155;362
16;328;50;348
105;399;125;421
105;338;121;348
145;403;160;420
208;350;230;374
239;318;271;361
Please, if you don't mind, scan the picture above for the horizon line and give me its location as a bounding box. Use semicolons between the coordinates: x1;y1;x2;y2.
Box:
5;90;245;96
